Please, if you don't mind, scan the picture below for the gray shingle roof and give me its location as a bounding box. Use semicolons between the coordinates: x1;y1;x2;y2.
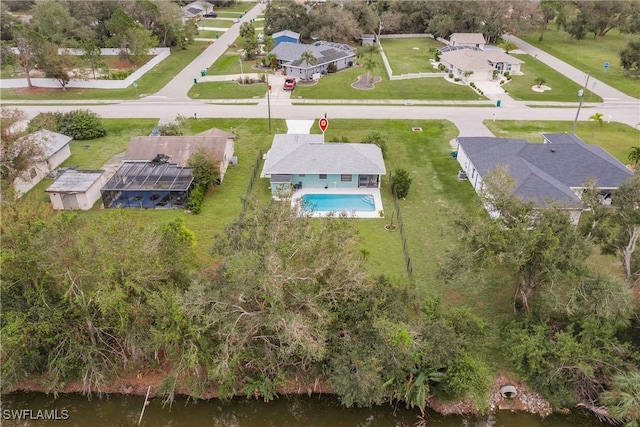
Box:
450;33;486;45
261;134;386;176
17;129;72;158
440;50;523;72
46;169;104;193
457;136;633;207
270;41;356;68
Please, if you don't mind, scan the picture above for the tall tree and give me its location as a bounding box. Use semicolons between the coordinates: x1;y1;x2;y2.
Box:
37;41;79;90
0;108;44;192
11;24;45;88
498;38;518;54
620;40;640;77
538;0;560;41
628;146;640;167
31;0;91;45
299;50;317;81
577;1;631;39
362;54;376;83
264;1;311;39
81;40;105;79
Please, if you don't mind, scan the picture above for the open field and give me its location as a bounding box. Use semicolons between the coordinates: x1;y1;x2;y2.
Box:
293;55;483;100
483;120;640;164
520;29;640;98
188;80;266;99
505;54;602;102
379;37;443;74
0;43;207;101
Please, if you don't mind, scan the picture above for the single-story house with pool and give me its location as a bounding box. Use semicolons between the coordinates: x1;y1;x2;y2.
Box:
439;50;523;82
269;41;356;80
260;134;386;216
455;133;633;224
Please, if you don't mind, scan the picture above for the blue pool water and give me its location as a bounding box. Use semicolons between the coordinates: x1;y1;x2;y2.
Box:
302;194;376;212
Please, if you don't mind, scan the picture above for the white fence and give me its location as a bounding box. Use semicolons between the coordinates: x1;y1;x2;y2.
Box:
0;48;170;89
390;72;446;80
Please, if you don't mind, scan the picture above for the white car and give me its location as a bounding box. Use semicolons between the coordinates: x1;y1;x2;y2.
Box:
233;18;240;23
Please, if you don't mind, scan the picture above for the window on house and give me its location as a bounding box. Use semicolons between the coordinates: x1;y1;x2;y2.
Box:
299;174;305;177
340;174;352;182
319;174;327;179
29;167;37;179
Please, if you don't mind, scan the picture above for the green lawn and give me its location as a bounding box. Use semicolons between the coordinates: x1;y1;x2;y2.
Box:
200;18;235;28
483;120;640;164
293;55;483;100
504;54;602;102
214;3;256;14
188;80;266;99
197;30;224;39
0;64;25;79
520;29;640;98
379;37;443;74
0;43;207;101
207;53;259;75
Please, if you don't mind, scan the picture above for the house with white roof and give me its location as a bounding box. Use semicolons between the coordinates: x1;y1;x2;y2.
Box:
269;41;356;80
439;49;523;81
455;133;633;224
13;129;72;197
272;30;300;46
261;134;386;197
449;33;486;49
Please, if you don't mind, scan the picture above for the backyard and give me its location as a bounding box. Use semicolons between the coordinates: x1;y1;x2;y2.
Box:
0;43;208;101
292;55;483;101
520;29;640;98
379;37;443;75
504;54;602;102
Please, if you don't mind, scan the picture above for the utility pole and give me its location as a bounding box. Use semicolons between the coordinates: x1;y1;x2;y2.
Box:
265;71;272;133
570;71;590;135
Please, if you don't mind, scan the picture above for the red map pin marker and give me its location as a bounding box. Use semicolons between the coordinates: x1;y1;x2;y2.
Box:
319;117;329;133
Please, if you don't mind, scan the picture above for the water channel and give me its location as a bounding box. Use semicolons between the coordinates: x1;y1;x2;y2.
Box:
2;393;606;427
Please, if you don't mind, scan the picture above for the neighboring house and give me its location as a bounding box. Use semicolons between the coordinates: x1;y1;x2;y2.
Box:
272;30;300;46
455;133;633;224
125;128;235;181
270;41;356;80
46;169;107;210
449;33;486;49
360;34;376;46
439;50;523;81
181;1;213;19
260;134;386;197
13;129;72;197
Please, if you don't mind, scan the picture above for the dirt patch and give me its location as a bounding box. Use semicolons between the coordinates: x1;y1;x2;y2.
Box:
352;74;381;90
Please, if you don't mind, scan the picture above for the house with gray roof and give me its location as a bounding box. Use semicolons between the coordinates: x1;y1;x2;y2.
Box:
439;49;523;82
261;134;386;196
269;41;356;80
455;134;633;224
13;129;72;197
181;1;213;19
449;33;486;49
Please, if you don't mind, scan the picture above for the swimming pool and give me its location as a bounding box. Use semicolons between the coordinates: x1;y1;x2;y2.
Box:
301;194;376;212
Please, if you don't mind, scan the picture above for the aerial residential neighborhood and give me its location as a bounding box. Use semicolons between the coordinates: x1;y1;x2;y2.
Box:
1;0;639;425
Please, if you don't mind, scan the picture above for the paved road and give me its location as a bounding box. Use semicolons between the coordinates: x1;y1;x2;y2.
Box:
153;2;266;100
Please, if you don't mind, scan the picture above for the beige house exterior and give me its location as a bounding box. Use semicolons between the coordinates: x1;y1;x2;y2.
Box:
46;169;106;210
440;50;523;82
449;33;486;49
13;130;72;197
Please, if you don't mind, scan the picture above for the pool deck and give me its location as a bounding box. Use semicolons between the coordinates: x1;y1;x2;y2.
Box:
291;187;384;219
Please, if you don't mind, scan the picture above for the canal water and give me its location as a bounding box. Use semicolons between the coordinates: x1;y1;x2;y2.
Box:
1;393;606;427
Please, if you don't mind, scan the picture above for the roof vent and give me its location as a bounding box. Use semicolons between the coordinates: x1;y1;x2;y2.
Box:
550;148;555;153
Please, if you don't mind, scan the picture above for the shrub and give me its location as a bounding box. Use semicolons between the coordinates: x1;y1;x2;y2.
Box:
27;112;61;133
158;115;187;136
100;69;134;80
392;168;412;199
188;185;204;214
56;110;106;140
187;147;220;189
362;131;387;158
500;80;505;84
448;73;453;79
503;72;510;78
438;63;446;71
327;63;337;73
454;77;460;82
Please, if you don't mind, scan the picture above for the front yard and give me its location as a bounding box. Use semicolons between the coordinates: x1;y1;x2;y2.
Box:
188;80;266;99
520;29;640;99
207;52;260;75
504;54;602;102
379;37;443;74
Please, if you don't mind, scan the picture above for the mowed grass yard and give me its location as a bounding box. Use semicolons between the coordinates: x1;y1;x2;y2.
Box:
293;55;483;100
213;2;256;14
505;54;602;102
0;43;208;101
379;37;443;74
207;52;259;75
520;29;640;98
483;120;640;164
188;80;266;99
200;18;235;28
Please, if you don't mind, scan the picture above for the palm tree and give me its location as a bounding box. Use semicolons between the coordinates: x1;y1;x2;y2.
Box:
498;38;518;54
534;77;546;88
601;371;640;427
299;50;317;82
589;112;604;137
628;146;640;167
362;54;376;83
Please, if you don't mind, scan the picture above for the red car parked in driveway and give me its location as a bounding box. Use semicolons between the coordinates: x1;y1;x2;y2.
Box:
283;77;296;90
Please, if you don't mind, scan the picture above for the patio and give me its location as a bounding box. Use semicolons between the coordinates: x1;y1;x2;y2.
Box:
291;187;384;219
